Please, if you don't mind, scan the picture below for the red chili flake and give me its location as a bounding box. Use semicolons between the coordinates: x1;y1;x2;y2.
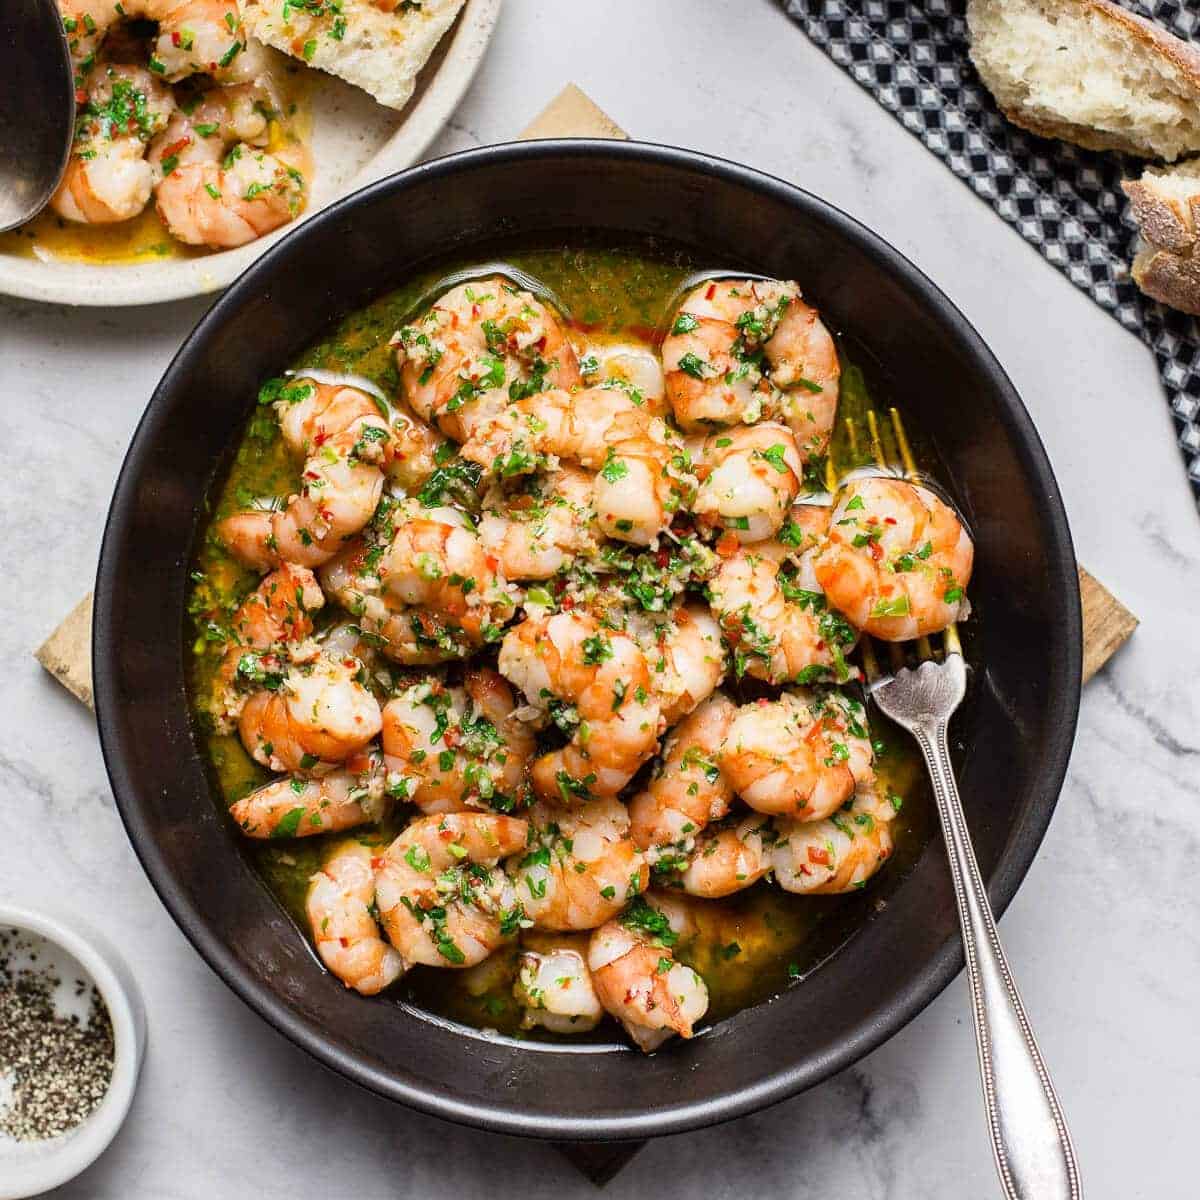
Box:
171;30;181;45
808;846;830;866
715;531;740;558
883;517;897;525
705;283;716;300
553;577;567;594
75;87;88;104
313;429;328;446
438;827;455;840
484;554;499;572
338;937;349;947
560;595;575;611
869;541;883;562
442;727;461;749
655;549;670;568
370;856;384;870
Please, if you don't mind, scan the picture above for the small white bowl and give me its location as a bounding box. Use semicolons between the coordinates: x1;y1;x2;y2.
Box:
0;905;146;1199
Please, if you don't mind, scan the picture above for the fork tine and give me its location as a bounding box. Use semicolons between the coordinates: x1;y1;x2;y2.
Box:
944;622;963;657
844;415;860;458
865;409;886;469
888;406;918;477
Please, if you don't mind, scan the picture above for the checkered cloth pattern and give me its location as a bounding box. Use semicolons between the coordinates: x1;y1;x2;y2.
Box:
782;0;1200;509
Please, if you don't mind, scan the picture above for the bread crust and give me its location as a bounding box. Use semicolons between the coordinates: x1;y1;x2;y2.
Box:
968;0;1200;159
1122;178;1198;254
1123;162;1200;313
1131;246;1200;316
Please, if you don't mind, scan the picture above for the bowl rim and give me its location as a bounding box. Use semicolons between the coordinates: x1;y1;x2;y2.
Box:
94;137;1082;1141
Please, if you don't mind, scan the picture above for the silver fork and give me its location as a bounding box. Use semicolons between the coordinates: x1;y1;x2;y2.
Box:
867;635;1082;1200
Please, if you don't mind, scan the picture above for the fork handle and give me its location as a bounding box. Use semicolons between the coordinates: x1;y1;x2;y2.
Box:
914;720;1082;1200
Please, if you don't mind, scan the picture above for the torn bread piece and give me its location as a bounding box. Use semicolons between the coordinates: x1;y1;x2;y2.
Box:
239;0;466;112
1123;159;1200;315
966;0;1200;161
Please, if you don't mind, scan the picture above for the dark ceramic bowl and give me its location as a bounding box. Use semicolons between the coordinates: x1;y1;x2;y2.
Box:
95;140;1081;1141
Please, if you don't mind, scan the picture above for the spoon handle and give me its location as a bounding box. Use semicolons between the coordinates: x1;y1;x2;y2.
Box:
915;718;1083;1200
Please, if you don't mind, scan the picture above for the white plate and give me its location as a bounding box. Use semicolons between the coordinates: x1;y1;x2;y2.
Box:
0;0;501;307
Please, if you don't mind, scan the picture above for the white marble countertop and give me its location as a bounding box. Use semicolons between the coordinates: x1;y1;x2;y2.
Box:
3;1;1197;1195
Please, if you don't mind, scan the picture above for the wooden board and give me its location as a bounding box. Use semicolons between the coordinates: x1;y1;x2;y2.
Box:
37;84;1138;708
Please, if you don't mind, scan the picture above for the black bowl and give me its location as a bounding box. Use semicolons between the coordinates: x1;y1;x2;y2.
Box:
94;140;1081;1141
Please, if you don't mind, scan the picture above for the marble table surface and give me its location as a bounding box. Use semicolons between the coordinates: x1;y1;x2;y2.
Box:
4;1;1197;1195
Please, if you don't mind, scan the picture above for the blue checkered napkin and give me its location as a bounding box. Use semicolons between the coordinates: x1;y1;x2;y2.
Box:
781;0;1200;510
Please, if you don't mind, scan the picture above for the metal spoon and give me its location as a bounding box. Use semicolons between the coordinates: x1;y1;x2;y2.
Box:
0;0;75;233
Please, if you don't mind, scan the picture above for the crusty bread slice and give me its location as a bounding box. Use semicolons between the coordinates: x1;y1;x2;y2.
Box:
967;0;1200;161
239;0;465;112
1123;159;1200;314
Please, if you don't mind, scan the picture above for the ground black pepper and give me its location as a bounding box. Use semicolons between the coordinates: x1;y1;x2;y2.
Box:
0;927;114;1142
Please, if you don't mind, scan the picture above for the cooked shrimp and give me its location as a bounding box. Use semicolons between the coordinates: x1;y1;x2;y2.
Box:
228;563;324;649
580;342;667;412
306;840;405;995
812;475;974;640
627;603;726;725
374;813;529;968
151;0;272;84
498;610;662;801
154;144;304;248
514;799;648;932
217;379;394;570
385;401;448;495
478;466;599;581
514;943;603;1033
771;785;897;894
461;384;694;547
461;385;639;474
628;693;736;859
60;0;266;84
229;747;385;837
718;689;873;821
588;896;708;1053
51;65;174;224
709;513;858;687
381;669;534;815
147;80;275;183
662;279;839;458
693;423;805;543
766;294;841;460
394;277;581;442
592;415;695;546
320;499;517;664
238;651;382;775
679;813;773;899
212;562;324;727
